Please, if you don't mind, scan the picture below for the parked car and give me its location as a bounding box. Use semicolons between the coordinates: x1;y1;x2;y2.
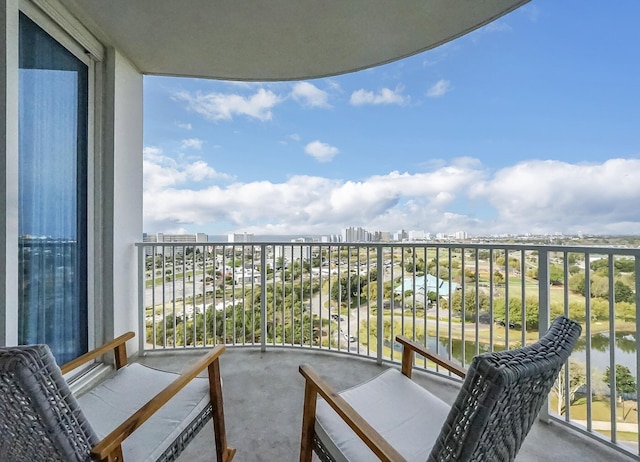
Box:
495;319;519;329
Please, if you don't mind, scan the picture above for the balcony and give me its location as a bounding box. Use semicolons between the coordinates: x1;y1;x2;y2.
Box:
137;348;630;461
136;241;640;460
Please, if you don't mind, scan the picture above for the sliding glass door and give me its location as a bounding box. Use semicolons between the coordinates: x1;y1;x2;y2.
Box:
18;13;89;364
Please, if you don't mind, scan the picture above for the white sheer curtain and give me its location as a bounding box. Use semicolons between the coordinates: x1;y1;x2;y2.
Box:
18;13;88;364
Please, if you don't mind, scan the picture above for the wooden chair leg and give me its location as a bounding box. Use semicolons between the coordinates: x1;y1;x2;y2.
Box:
300;379;318;462
208;358;236;462
401;347;414;379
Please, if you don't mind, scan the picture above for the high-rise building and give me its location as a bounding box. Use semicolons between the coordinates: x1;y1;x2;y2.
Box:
227;233;254;243
343;227;370;242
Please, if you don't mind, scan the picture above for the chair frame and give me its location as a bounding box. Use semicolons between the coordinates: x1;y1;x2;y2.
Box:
299;336;464;462
300;316;581;462
60;332;235;462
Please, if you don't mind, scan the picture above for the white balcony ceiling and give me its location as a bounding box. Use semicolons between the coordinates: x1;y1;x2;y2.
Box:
60;0;529;81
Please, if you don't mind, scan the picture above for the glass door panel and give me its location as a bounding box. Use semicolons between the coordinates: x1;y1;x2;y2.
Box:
18;13;88;364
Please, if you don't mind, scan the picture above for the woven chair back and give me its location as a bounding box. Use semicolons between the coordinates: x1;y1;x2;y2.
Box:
428;315;582;462
0;344;98;462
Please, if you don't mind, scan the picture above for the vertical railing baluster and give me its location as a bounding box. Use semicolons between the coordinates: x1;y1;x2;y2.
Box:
504;248;509;350
151;245;157;350
178;246;184;348
608;256;617;442
435;247;440;357
489;248;494;352
460;246;466;368
585;253;593;432
448;247;453;362
261;246;267;352
520;249;526;346
376;246;384;365
559;250;570;422
162;245;167;348
635;255;640;451
475;248;480;357
538;248;550;423
138;244;145;354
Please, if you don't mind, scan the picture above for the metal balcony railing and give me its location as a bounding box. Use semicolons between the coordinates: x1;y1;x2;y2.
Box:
136;240;640;460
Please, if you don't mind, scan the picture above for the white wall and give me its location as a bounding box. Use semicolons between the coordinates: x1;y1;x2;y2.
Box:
104;49;143;353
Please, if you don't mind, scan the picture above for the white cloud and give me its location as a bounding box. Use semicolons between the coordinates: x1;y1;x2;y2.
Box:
174;88;281;121
481;21;513;33
326;80;343;93
143;146;230;193
522;4;540;22
143;146;163;160
280;133;302;145
349;86;409;106
470;158;640;234
176;122;192;130
143;159;485;234
291;82;331;108
426;79;452;98
304;141;339;162
181;138;203;149
143;156;640;237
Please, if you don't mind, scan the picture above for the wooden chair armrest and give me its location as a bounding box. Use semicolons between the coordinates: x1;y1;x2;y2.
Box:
90;345;227;461
299;363;407;462
396;336;466;379
60;332;135;375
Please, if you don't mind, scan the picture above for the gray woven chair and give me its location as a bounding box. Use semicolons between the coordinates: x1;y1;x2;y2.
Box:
0;332;235;462
299;315;582;462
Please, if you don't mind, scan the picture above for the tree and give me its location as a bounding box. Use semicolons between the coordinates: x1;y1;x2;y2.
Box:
552;360;586;415
404;256;426;273
590;258;609;274
616;301;636;323
464;268;476;282
478;250;490;260
493;270;504;285
614;281;635;304
568;273;609;298
591;275;610;298
449;289;490;320
331;274;366;305
569;273;585;296
549;264;564;284
529;264;563;284
604;364;637;420
508;257;521;271
430;266;449;280
493;297;540;329
615;258;635;273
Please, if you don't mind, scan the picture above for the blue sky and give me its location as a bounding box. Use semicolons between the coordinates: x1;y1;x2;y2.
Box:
143;1;640;237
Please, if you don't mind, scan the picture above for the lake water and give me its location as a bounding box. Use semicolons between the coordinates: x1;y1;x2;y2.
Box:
389;331;638;379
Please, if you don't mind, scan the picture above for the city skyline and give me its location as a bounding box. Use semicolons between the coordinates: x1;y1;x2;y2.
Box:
144;227;630;245
143;1;640;238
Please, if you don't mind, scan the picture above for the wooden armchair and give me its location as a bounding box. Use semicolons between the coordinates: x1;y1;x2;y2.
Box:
299;315;582;462
0;332;236;462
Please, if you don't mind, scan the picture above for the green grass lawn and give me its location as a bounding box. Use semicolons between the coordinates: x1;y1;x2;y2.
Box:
565;397;638;424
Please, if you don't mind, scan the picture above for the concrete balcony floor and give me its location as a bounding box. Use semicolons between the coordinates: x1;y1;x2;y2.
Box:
137;348;636;462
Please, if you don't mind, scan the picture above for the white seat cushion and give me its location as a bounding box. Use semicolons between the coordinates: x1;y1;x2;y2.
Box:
315;368;451;462
78;363;210;462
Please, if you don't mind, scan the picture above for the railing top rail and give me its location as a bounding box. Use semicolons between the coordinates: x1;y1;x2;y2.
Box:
135;241;640;256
